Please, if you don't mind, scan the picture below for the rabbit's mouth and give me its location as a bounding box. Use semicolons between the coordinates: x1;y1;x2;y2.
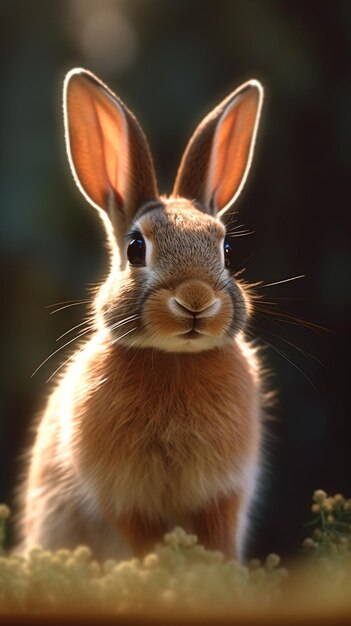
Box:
180;329;201;340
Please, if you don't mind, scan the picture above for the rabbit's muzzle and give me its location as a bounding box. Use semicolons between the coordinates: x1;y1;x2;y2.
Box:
139;273;240;353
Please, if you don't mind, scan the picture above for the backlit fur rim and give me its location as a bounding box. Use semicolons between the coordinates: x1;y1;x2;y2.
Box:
63;67;129;217
217;79;264;219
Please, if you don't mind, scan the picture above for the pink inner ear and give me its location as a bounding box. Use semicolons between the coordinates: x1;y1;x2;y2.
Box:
66;75;130;212
93;97;130;207
207;89;260;214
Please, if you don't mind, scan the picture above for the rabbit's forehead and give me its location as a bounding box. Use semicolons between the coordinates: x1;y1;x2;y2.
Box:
136;204;225;249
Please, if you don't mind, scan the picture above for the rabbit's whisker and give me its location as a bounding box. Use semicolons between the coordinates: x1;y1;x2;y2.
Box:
226;229;254;237
46;346;87;384
125;338;139;351
56;320;93;342
111;326;138;345
48;301;90;314
107;314;141;332
46;299;89;309
31;327;92;378
255;274;305;289
258;325;326;368
246;328;317;390
233;252;256;277
256;296;313;301
48;322;141;383
225;220;243;231
252;303;330;334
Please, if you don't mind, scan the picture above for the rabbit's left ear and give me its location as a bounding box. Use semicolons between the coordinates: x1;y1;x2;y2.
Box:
173;80;263;218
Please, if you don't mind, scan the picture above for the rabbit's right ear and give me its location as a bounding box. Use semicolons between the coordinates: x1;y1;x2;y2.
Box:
63;68;158;235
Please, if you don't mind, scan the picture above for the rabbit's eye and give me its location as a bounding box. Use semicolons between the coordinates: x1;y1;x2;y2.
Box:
127;233;146;267
224;238;235;270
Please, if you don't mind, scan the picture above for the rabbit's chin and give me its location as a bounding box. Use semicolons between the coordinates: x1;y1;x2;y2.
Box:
119;331;233;354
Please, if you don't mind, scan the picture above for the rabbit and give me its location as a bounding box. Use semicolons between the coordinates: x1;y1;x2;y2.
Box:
18;68;265;562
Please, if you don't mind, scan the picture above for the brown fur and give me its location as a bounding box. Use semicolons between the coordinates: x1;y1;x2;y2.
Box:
193;492;243;558
21;334;260;560
18;69;265;561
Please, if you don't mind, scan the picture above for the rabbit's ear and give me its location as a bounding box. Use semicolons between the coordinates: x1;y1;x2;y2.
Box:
173;80;263;218
63;68;158;231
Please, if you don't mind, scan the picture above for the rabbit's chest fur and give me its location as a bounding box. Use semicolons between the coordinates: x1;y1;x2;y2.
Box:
65;335;261;521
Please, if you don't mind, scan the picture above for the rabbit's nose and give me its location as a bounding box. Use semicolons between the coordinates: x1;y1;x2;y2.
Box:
171;280;220;318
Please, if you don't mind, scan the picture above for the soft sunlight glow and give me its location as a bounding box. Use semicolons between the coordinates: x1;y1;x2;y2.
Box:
67;0;138;74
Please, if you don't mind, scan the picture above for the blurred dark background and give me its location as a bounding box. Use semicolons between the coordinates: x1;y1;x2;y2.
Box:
1;0;350;560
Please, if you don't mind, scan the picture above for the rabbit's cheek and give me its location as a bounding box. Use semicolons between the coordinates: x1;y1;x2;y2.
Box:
227;281;249;334
200;292;234;337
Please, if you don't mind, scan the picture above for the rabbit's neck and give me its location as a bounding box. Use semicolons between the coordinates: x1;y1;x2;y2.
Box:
90;336;259;399
69;335;261;520
72;335;261;434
